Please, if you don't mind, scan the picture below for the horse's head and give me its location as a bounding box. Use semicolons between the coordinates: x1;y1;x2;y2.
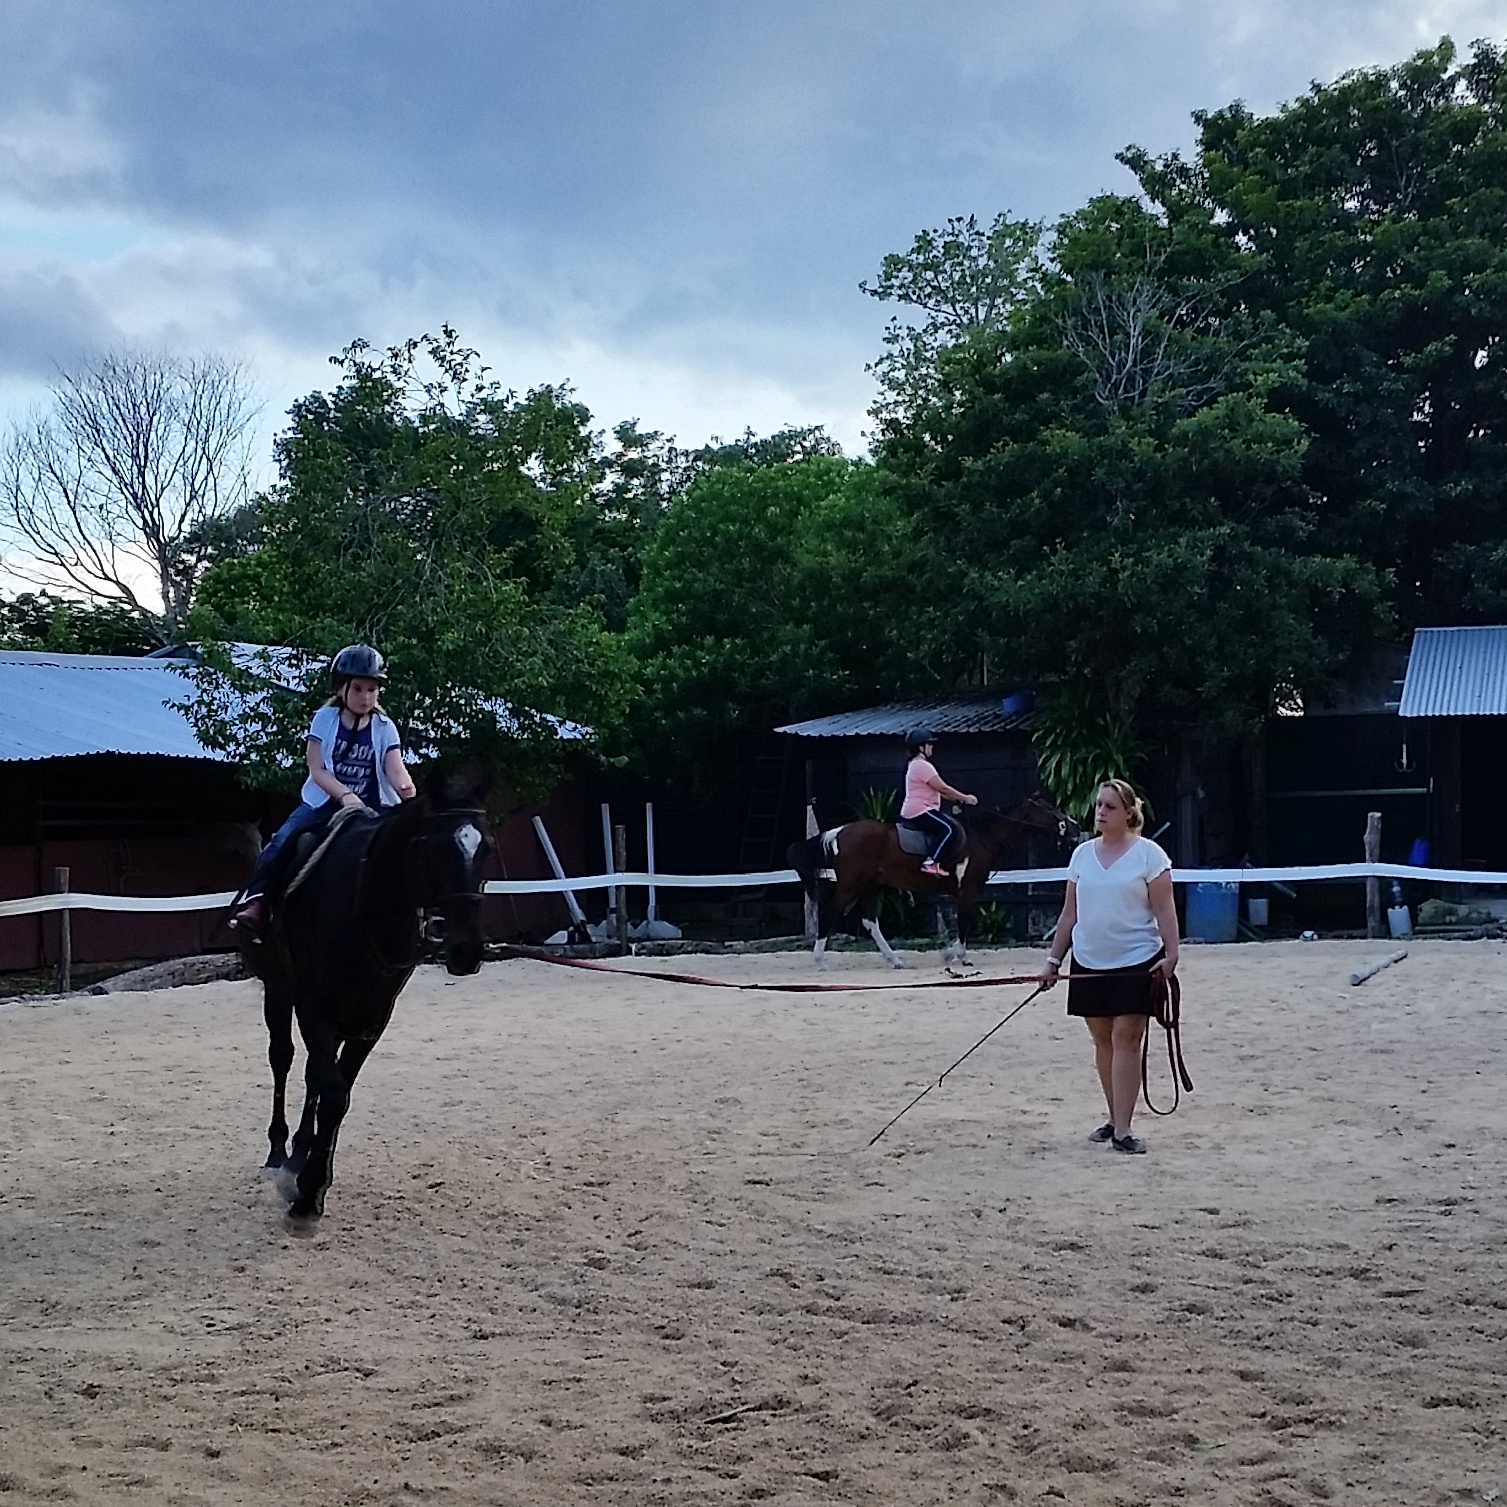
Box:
965;793;1083;857
1021;791;1084;850
410;761;495;976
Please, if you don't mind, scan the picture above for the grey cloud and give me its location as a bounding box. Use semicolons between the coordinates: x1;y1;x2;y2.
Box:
0;266;115;379
0;0;1500;442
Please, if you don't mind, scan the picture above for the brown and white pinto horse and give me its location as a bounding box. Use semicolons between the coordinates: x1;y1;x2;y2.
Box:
788;795;1079;968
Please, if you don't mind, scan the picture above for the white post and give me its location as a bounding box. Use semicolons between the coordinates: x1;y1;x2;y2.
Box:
601;802;616;930
646;802;660;923
803;802;818;942
531;816;587;927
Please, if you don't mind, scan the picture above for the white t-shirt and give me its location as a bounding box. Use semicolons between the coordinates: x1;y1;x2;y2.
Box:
1066;836;1172;970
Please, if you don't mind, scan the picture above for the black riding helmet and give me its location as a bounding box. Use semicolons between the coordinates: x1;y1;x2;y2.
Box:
904;725;936;755
330;644;387;691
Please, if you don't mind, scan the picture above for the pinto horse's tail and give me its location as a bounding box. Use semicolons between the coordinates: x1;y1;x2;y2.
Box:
786;827;842;904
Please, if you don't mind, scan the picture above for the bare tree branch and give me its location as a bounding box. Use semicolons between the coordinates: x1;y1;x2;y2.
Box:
0;351;257;640
1059;249;1247;414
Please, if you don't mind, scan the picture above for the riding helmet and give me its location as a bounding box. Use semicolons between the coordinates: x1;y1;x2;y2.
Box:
330;644;387;689
905;725;936;754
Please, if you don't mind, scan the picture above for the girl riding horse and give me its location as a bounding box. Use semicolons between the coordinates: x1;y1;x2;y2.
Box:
900;725;977;877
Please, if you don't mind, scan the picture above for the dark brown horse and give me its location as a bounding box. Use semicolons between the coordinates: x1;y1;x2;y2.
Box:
788;794;1079;968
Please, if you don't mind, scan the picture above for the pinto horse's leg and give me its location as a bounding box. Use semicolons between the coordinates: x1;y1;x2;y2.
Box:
859;891;907;970
812;876;846;969
262;981;295;1170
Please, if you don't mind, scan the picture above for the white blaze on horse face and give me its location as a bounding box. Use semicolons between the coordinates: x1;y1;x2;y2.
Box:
455;823;483;866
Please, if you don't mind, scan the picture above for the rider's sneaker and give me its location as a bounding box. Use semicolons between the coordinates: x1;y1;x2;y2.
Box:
920;860;947;878
228;897;266;939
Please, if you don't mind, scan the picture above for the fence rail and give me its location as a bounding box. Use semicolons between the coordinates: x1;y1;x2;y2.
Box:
0;861;1500;920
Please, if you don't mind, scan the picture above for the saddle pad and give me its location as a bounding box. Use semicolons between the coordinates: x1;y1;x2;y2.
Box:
283;805;379;900
894;819;935;856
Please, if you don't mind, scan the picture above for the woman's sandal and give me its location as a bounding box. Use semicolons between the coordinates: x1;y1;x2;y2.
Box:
1089;1122;1115;1143
1111;1133;1147;1155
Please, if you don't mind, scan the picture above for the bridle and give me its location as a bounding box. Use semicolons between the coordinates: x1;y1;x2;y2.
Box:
356;806;492;966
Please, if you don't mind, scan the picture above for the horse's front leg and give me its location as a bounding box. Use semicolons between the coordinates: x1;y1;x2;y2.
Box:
284;1019;345;1222
860;890;907;970
947;890;978;968
262;981;295;1170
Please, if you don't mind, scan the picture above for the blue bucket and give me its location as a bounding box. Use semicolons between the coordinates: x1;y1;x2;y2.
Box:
1185;882;1239;944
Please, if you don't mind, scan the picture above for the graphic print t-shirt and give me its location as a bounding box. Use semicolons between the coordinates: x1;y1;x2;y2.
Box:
331;718;379;807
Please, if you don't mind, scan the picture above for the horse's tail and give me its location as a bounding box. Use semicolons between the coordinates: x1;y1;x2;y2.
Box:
786;827;843;903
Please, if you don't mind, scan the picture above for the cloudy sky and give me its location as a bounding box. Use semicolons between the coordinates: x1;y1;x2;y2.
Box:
1;0;1503;467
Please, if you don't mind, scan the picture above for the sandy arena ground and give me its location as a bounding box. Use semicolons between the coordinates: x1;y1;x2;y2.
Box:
1;939;1504;1506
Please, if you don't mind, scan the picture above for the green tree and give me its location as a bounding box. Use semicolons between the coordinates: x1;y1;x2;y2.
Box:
1122;38;1507;628
870;194;1386;751
184;329;633;796
625;453;926;772
0;591;161;656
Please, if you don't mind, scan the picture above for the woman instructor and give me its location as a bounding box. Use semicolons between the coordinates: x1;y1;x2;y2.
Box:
1039;779;1179;1155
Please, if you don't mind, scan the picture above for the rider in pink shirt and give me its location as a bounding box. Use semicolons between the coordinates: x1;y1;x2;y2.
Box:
899;726;977;876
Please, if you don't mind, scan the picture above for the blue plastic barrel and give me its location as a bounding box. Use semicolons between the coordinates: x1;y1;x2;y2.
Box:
1185;882;1239;943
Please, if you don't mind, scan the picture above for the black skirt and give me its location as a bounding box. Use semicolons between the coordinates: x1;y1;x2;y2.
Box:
1066;949;1164;1018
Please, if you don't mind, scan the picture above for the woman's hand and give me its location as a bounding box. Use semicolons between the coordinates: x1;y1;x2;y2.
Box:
1151;954;1178;980
1038;957;1063;990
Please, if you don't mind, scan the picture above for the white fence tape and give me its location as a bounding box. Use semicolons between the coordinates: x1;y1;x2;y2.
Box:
0;861;1498;920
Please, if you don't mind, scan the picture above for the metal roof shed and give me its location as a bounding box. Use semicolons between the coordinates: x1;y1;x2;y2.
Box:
1395;625;1507;870
0;650;220;762
1398;625;1507;718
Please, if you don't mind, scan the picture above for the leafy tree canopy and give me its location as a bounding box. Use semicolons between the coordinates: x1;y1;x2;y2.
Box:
1121;37;1507;629
184;328;634;797
624;452;927;774
0;591;161;656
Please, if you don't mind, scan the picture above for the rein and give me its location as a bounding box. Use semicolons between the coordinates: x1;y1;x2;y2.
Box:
1140;973;1193;1115
494;945;1096;994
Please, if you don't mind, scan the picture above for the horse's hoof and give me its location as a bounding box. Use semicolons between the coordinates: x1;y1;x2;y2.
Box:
887;956;908;971
274;1167;300;1202
283;1207;321;1235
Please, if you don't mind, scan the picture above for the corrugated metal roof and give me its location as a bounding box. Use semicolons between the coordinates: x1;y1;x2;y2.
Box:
777;699;1034;738
1398;626;1507;717
0;645;593;760
0;650;222;762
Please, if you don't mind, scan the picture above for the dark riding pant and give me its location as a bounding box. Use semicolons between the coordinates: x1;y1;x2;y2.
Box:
244;800;335;900
911;809;960;866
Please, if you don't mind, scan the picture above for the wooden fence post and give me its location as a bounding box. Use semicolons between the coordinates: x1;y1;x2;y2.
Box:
1365;811;1383;939
613;823;629;954
54;866;72;994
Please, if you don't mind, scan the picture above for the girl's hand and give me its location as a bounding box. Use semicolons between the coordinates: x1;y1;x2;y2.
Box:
339;791;366;811
964;793;979;806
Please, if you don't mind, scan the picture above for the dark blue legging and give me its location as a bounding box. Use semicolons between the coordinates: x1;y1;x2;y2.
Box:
243;800;335;900
910;808;960;865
